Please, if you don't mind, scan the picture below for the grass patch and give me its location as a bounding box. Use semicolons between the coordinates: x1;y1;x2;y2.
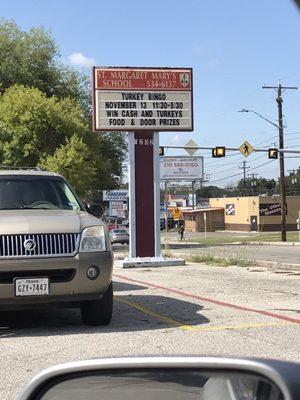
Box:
189;232;300;246
189;254;254;267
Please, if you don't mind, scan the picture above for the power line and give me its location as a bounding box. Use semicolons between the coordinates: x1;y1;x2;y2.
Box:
285;131;300;135
285;156;300;159
239;161;250;190
208;160;276;184
206;153;267;175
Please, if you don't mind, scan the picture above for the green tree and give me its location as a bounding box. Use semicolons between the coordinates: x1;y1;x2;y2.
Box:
236;177;277;196
84;132;127;189
196;185;233;198
0;20;88;109
0;85;88;166
283;168;300;196
0;20;127;192
40;135;97;197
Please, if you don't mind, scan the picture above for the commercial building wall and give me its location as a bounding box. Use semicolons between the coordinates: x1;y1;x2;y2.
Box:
209;196;300;231
210;197;259;231
259;196;300;231
183;209;225;232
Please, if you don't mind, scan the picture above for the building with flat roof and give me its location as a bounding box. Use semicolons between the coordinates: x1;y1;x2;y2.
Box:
209;196;300;231
181;207;225;232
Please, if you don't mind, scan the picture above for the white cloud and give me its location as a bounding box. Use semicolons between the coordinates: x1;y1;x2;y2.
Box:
68;52;95;67
171;134;181;143
208;57;220;70
193;44;205;55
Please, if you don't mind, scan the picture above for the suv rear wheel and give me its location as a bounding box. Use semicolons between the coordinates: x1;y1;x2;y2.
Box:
80;283;113;326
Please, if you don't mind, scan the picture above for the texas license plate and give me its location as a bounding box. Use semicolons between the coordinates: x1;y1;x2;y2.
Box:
14;277;49;297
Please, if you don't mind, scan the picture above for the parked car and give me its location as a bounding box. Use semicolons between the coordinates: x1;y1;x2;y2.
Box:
106;222;116;231
0;169;113;326
18;357;300;400
160;217;175;230
110;229;129;244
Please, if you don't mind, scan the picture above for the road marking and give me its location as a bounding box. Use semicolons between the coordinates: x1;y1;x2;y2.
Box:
191;322;291;332
116;296;291;332
116;296;196;331
114;274;300;325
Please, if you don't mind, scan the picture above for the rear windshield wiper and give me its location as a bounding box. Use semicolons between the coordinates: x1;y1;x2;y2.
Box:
0;207;25;210
22;206;50;210
0;206;52;210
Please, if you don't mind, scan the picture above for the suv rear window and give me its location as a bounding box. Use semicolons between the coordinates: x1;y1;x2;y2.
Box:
0;176;82;211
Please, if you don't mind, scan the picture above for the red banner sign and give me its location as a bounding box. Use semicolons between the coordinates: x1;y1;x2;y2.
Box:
95;68;192;91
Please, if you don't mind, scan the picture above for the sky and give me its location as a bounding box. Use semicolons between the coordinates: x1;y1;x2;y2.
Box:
1;0;300;187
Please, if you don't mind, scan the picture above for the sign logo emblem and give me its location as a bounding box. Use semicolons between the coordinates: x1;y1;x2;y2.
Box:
24;238;36;252
226;204;235;216
180;73;190;87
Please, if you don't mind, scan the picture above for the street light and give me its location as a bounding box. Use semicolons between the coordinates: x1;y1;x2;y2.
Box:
238;107;287;241
238;109;279;129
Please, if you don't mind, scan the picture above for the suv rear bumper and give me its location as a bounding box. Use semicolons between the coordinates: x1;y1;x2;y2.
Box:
0;251;113;310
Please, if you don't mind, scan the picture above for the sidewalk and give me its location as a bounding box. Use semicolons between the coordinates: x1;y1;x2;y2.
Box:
161;238;300;247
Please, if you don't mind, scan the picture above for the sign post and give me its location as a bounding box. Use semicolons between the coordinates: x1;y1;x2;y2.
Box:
297;211;300;242
93;67;193;266
204;212;207;238
164;181;168;232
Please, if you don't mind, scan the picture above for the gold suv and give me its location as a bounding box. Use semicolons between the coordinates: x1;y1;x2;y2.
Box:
0;169;113;326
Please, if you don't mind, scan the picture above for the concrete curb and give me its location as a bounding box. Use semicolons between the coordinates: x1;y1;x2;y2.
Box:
253;259;300;271
121;258;185;268
113;254;186;268
246;241;300;246
162;241;300;247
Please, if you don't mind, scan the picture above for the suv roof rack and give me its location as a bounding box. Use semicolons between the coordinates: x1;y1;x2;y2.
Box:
0;166;43;171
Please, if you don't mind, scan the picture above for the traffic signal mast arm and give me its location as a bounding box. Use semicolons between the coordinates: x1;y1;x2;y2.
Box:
160;145;300;154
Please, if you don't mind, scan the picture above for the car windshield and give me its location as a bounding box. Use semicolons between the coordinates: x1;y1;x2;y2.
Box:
0;176;82;211
113;230;127;234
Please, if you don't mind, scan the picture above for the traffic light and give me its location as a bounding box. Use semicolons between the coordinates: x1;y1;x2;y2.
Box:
159;146;164;156
268;148;278;159
212;146;226;158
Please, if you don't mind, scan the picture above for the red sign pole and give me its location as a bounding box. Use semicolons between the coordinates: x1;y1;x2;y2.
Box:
128;131;161;260
134;131;155;256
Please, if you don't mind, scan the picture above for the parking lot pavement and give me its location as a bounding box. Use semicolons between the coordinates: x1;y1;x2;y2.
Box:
0;262;299;400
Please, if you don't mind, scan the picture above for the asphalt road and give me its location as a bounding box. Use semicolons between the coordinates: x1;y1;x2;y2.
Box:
0;262;299;399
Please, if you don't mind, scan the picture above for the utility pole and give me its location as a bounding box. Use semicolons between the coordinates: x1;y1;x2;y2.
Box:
164;181;168;231
248;173;259;196
239;161;250;195
288;169;297;196
263;83;298;241
191;180;195;209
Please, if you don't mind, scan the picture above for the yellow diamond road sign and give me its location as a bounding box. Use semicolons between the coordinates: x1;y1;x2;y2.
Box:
185;139;198;156
239;140;254;157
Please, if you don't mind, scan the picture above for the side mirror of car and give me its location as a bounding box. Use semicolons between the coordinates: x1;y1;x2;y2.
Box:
18;357;298;400
84;202;104;218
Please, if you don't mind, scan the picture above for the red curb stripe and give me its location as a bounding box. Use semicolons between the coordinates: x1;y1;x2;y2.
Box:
114;273;300;325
